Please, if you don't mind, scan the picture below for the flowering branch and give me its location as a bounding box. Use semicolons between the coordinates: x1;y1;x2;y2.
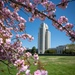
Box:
57;0;75;6
9;0;75;41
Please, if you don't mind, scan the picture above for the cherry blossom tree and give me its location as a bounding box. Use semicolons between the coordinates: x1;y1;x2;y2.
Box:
0;0;75;75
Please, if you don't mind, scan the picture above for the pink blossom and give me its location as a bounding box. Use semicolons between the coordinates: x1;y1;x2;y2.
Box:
41;1;49;7
29;17;35;22
23;0;30;5
13;11;19;18
29;2;35;10
34;70;48;75
0;38;3;45
21;34;34;41
3;32;12;38
19;17;27;23
33;53;39;60
16;0;25;2
58;27;64;31
2;8;11;16
14;27;19;32
20;65;28;72
34;0;41;4
0;20;4;26
58;16;68;24
65;23;73;30
25;52;32;58
58;0;68;9
0;49;4;52
41;70;48;75
42;1;55;11
16;34;20;38
10;3;15;8
21;34;27;39
52;21;60;29
6;27;13;31
34;70;41;75
14;59;24;66
25;69;31;75
4;43;11;49
18;23;25;31
48;1;56;11
17;47;25;53
29;36;34;41
69;30;75;39
12;41;22;48
0;1;4;7
39;14;46;21
6;39;11;44
47;11;55;17
21;34;34;40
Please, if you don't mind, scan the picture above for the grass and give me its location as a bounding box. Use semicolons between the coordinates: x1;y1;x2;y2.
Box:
40;56;75;75
0;56;75;75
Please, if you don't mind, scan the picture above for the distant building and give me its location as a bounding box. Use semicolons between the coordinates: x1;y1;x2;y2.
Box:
38;23;51;54
45;44;75;54
56;45;66;54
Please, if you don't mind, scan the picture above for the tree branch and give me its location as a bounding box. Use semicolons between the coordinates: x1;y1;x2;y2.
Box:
9;0;75;40
57;0;75;6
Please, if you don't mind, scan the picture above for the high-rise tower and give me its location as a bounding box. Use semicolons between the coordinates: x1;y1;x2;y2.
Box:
38;23;51;54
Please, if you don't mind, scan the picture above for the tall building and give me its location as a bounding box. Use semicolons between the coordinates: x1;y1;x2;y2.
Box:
38;23;51;54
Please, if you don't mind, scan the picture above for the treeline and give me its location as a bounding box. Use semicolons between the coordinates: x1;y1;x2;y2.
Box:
45;44;75;54
45;49;56;54
63;44;75;54
44;49;75;54
26;44;75;55
26;46;38;54
63;49;75;54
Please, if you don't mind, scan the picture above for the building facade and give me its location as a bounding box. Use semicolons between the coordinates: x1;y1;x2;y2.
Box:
38;23;51;54
56;45;66;54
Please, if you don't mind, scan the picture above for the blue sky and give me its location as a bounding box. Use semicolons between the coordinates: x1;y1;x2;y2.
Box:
19;0;75;49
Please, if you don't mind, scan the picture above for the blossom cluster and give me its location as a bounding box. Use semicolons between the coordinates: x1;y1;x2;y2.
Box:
14;59;30;75
34;70;48;75
13;53;48;75
52;16;75;41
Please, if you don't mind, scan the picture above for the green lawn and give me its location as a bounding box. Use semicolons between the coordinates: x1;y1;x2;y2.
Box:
0;56;75;75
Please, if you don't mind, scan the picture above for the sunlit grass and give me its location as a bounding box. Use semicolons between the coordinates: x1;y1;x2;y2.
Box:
40;56;75;75
0;56;75;75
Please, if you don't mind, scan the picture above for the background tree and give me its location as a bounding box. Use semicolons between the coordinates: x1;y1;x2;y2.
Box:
31;46;36;54
63;44;75;54
45;50;50;54
45;49;56;54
